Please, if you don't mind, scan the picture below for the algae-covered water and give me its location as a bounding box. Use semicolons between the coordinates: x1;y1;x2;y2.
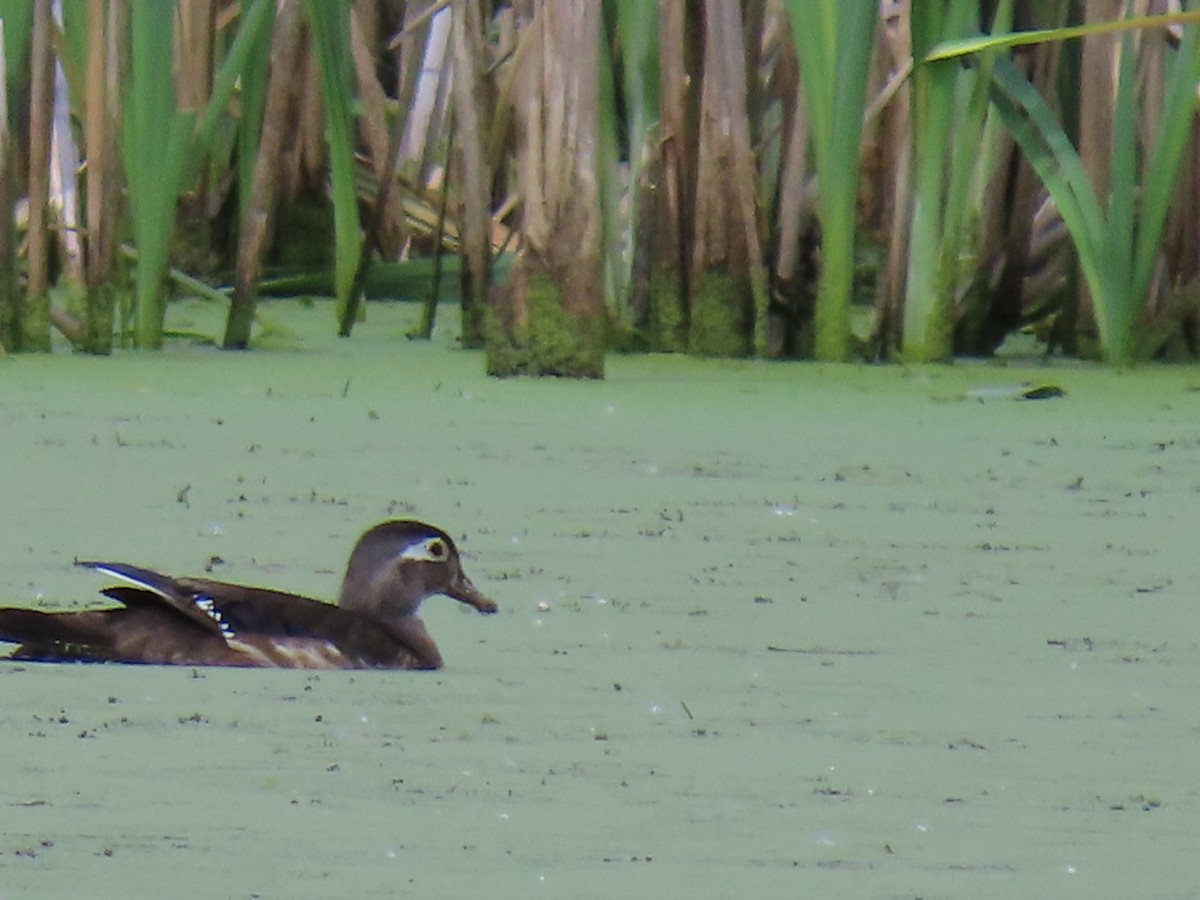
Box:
2;300;1200;898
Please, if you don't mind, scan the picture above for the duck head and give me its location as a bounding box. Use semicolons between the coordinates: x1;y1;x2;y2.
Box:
337;520;497;624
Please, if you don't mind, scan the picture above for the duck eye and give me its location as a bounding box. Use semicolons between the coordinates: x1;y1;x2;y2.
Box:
401;537;450;563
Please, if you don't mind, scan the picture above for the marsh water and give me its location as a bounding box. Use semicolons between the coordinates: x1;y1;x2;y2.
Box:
2;300;1199;898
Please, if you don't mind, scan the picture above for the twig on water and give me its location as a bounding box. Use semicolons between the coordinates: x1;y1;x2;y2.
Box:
767;645;877;656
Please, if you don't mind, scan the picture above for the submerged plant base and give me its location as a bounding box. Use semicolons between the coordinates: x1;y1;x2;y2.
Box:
0;298;50;353
689;268;752;357
645;267;686;352
81;285;117;355
485;270;605;378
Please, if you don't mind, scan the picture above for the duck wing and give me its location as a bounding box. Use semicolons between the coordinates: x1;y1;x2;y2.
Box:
83;561;236;637
174;577;438;668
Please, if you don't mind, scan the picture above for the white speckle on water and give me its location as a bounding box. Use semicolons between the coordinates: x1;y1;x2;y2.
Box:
385;849;396;860
771;504;796;517
207;521;224;536
536;601;551;612
815;833;836;846
915;822;929;833
1064;863;1077;875
965;384;1030;401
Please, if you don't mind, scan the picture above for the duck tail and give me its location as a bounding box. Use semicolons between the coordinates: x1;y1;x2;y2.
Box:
0;608;112;661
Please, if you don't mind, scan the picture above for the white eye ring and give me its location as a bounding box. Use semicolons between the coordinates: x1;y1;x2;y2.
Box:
400;537;449;563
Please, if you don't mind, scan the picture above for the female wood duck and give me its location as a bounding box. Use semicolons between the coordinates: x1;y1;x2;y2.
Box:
0;520;497;669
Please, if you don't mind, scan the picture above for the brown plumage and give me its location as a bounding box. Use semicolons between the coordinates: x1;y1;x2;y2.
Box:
0;520;497;669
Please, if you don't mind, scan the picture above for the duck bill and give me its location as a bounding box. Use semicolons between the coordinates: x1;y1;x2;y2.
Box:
447;573;498;614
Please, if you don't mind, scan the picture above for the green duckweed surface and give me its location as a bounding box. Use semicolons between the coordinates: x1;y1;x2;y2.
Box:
2;300;1200;898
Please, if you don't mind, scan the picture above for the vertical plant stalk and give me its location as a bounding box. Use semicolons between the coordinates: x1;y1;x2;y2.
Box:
394;4;449;184
349;0;407;255
0;21;14;351
770;27;811;354
449;0;492;348
23;0;54;351
687;0;767;356
340;0;412;337
224;0;303;349
973;37;1059;356
595;6;622;315
786;1;877;361
874;13;912;359
416;114;455;341
177;0;215;114
487;0;605;377
1077;2;1119;221
647;0;701;350
1070;0;1113;352
398;3;455;341
230;0;275;238
305;0;363;333
0;5;32;349
82;0;119;354
123;2;194;348
612;0;661;334
902;0;1012;362
174;0;215;246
